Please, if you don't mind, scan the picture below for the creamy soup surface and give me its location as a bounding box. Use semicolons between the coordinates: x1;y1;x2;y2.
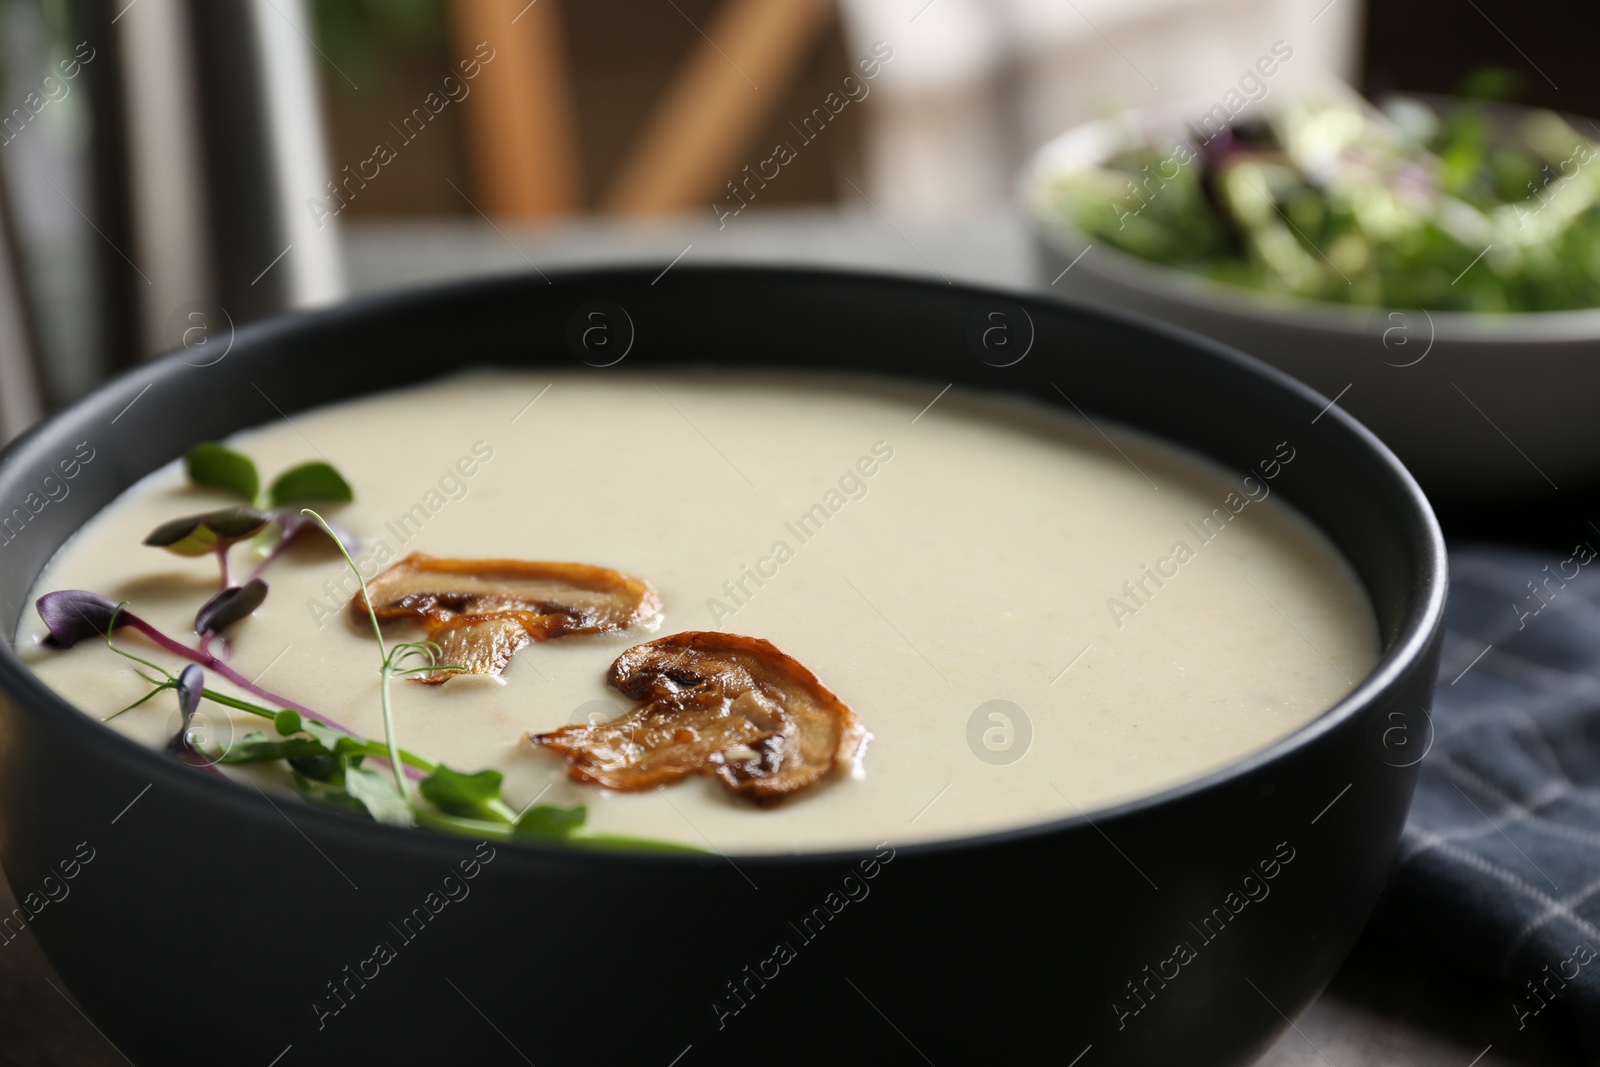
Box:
19;372;1379;853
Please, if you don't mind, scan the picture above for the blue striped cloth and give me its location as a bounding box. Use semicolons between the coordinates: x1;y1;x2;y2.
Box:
1383;544;1600;1061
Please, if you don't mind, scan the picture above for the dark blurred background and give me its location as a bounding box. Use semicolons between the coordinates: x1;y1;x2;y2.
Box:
0;0;1592;425
1361;0;1590;114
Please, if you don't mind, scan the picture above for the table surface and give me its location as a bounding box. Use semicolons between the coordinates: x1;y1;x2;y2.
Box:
0;207;1586;1065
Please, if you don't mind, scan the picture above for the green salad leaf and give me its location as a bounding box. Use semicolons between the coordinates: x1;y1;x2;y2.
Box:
1048;86;1600;312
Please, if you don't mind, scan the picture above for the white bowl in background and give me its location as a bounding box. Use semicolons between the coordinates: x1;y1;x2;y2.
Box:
1024;103;1600;499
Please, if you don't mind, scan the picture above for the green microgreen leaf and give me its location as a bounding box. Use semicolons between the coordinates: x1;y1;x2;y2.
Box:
144;520;217;557
333;736;376;759
344;764;415;826
205;508;276;539
291;771;369;817
215;731;329;764
144;507;273;556
299;718;350;749
185;443;259;502
419;765;505;821
513;803;587;841
290;751;345;783
274;708;302;736
269;462;353;508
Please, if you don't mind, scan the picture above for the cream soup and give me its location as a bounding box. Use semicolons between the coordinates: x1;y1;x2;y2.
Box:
18;372;1379;853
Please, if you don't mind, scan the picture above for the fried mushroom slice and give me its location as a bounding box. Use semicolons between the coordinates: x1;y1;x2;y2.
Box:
352;553;661;683
530;632;865;803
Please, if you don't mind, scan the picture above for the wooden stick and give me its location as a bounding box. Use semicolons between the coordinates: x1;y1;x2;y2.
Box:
603;0;833;216
449;0;583;217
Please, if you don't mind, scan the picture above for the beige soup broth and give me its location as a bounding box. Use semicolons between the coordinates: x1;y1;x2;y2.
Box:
18;372;1378;853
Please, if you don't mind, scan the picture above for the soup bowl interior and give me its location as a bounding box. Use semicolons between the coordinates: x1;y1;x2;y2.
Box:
0;266;1444;1066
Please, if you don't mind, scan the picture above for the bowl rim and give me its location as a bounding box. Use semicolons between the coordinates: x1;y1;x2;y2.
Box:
1022;97;1600;342
0;263;1449;868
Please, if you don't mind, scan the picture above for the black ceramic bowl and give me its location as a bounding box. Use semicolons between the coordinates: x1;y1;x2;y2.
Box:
0;266;1445;1066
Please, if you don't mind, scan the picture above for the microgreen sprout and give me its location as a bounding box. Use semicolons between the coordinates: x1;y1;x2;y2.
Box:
145;443;355;593
300;507;450;803
37;477;701;851
143;507;272;588
45;592;361;738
